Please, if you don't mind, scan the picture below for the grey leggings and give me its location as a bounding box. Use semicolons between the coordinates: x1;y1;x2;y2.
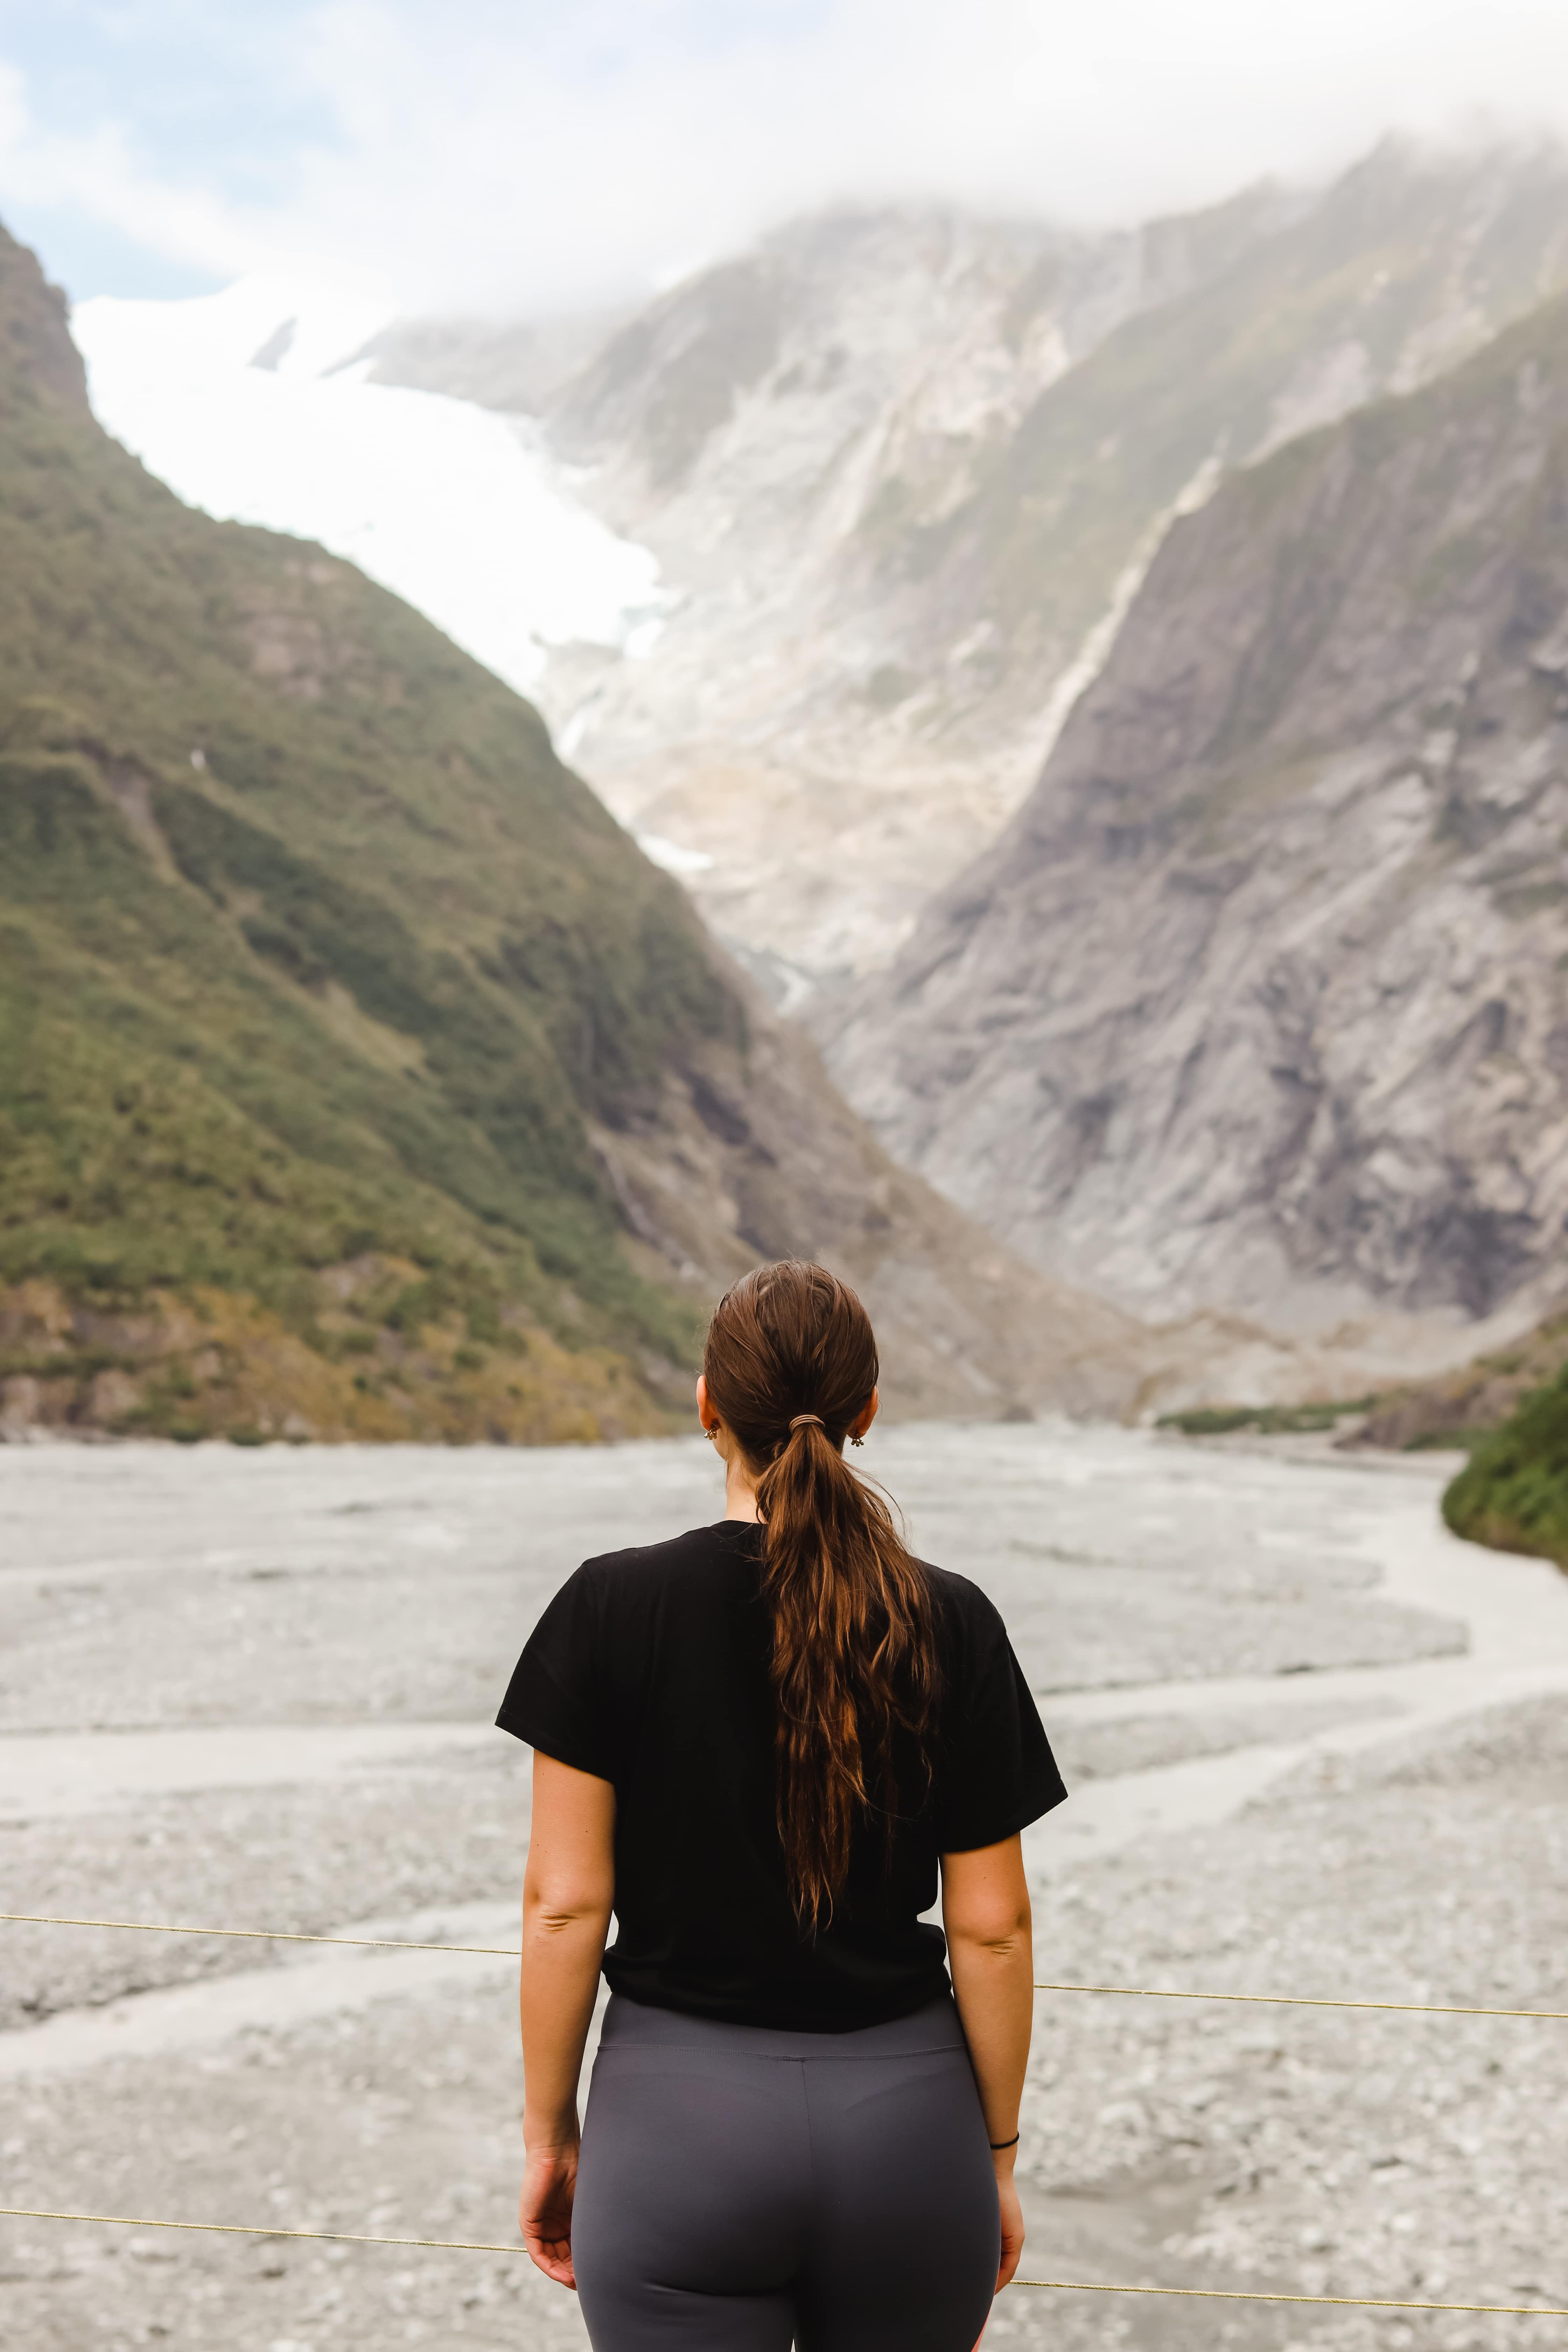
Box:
572;1993;1000;2352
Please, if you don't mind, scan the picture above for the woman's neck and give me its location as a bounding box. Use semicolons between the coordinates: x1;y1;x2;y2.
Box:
723;1449;761;1523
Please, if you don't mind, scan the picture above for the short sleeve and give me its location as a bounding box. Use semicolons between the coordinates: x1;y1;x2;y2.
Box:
495;1564;617;1781
930;1581;1066;1852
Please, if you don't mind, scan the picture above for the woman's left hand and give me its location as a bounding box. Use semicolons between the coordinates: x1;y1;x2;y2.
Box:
994;2167;1024;2292
520;2142;580;2289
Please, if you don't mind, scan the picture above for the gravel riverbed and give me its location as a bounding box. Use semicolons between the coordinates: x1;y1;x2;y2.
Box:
1;1426;1564;2352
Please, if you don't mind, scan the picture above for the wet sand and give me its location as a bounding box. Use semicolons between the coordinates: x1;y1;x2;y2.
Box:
2;1425;1566;2351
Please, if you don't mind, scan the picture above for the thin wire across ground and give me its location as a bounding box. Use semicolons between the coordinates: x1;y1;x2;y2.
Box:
4;1911;1564;2022
0;2205;1564;2316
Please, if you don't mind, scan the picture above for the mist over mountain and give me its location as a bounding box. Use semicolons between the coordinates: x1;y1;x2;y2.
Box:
828;286;1568;1343
374;136;1568;1006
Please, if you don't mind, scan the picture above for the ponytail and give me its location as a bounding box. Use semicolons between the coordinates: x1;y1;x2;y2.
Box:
702;1262;939;1928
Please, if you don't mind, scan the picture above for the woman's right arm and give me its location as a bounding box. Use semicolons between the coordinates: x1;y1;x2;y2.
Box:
519;1753;616;2288
941;1833;1034;2291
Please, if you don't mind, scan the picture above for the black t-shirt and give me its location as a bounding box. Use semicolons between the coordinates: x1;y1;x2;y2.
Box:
496;1520;1066;2032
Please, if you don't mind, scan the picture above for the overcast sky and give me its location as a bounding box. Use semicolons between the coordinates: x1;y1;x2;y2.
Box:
3;0;1568;316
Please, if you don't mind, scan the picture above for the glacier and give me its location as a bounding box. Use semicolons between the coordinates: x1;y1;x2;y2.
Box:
71;277;665;701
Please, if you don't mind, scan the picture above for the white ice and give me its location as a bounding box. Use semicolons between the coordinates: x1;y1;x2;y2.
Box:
71;277;665;702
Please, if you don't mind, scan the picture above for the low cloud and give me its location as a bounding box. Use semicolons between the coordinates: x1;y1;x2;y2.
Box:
5;0;1568;312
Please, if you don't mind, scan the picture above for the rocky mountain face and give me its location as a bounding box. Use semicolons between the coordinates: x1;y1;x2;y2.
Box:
534;194;1293;997
378;140;1568;1004
828;292;1568;1345
0;218;1162;1440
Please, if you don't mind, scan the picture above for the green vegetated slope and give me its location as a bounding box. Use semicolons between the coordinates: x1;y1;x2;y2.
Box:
0;223;744;1442
1350;1305;1568;1571
1442;1355;1568;1569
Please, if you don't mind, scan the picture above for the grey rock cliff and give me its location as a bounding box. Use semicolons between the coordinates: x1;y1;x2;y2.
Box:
828;293;1568;1333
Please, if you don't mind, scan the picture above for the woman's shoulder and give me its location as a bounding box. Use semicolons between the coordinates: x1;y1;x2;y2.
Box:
919;1563;1020;1683
570;1520;754;1600
920;1560;1007;1631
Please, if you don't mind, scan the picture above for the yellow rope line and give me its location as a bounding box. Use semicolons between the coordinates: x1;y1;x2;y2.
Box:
1008;2275;1568;2316
5;1915;1565;2022
0;1911;518;1958
0;2205;517;2253
0;2208;1563;2314
1031;1976;1568;2023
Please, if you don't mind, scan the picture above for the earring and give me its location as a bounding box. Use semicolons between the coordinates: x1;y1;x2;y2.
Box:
850;1432;864;1447
704;1425;717;1442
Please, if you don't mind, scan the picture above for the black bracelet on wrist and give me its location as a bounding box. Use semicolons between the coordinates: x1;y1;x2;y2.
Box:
988;2133;1020;2150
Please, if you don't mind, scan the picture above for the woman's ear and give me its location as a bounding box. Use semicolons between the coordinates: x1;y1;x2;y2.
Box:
696;1372;716;1435
851;1386;880;1440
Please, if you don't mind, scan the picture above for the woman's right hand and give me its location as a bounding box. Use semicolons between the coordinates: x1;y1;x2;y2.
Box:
994;2160;1024;2292
520;2141;580;2289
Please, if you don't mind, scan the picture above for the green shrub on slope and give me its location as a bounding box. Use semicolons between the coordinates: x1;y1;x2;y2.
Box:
1442;1366;1568;1569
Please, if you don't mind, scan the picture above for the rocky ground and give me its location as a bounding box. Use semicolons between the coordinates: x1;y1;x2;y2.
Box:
2;1427;1566;2352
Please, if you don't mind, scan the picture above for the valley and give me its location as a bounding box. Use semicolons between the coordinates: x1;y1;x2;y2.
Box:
13;139;1568;1443
0;219;1157;1442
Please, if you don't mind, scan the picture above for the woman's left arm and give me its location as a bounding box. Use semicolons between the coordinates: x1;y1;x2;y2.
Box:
519;1752;616;2288
942;1834;1034;2292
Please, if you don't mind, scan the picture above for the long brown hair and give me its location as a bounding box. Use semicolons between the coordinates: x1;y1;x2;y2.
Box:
702;1261;939;1928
